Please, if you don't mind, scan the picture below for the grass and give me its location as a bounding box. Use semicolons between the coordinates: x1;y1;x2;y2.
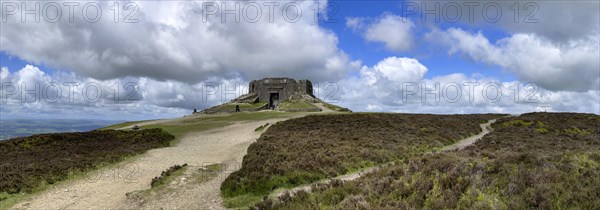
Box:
150;164;189;188
255;123;271;132
214;102;268;110
140;111;299;140
321;102;351;112
260;112;600;209
0;129;175;208
195;163;224;183
223;194;265;210
126;163;225;205
277;100;318;109
100;120;152;130
126;164;190;202
501;119;533;127
220;113;505;208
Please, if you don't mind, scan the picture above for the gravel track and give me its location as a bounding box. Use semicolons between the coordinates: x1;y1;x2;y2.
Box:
12;117;296;209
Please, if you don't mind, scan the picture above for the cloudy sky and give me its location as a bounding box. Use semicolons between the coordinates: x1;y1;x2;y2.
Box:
1;0;599;120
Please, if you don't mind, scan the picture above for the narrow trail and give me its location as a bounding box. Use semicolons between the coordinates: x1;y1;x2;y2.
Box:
272;118;499;198
11;116;298;210
439;119;496;152
313;103;335;113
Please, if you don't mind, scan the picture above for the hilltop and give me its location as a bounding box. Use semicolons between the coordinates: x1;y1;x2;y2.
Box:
201;78;350;114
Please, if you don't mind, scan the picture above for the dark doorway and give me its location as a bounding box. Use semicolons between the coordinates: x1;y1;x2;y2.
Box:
269;93;279;109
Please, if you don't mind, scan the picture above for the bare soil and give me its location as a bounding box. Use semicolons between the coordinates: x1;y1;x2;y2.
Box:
313;103;334;113
10;117;296;209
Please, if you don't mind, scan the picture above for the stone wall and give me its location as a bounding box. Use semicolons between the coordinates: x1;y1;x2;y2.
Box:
201;78;324;114
297;80;314;98
249;78;314;102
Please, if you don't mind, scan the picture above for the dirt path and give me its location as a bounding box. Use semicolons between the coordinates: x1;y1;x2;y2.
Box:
12;117;296;210
271;164;383;198
314;103;335;113
439;119;496;152
117;114;205;130
272;118;499;198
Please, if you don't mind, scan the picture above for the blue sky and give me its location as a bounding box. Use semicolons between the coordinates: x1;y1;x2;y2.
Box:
1;0;599;120
1;0;515;80
319;0;516;80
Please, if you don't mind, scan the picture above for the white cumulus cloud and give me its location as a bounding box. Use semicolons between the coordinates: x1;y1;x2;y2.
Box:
347;14;415;52
426;28;600;92
326;56;599;115
0;64;252;120
0;0;353;83
373;57;427;82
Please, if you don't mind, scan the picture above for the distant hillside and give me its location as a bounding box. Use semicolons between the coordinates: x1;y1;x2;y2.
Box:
0;119;121;141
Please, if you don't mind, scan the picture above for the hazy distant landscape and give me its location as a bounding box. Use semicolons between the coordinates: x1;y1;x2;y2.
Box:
0;119;121;141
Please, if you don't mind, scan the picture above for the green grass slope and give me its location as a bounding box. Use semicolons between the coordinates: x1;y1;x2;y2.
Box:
140;112;299;139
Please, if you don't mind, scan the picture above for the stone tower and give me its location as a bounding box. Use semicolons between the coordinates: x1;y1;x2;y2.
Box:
248;78;315;107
